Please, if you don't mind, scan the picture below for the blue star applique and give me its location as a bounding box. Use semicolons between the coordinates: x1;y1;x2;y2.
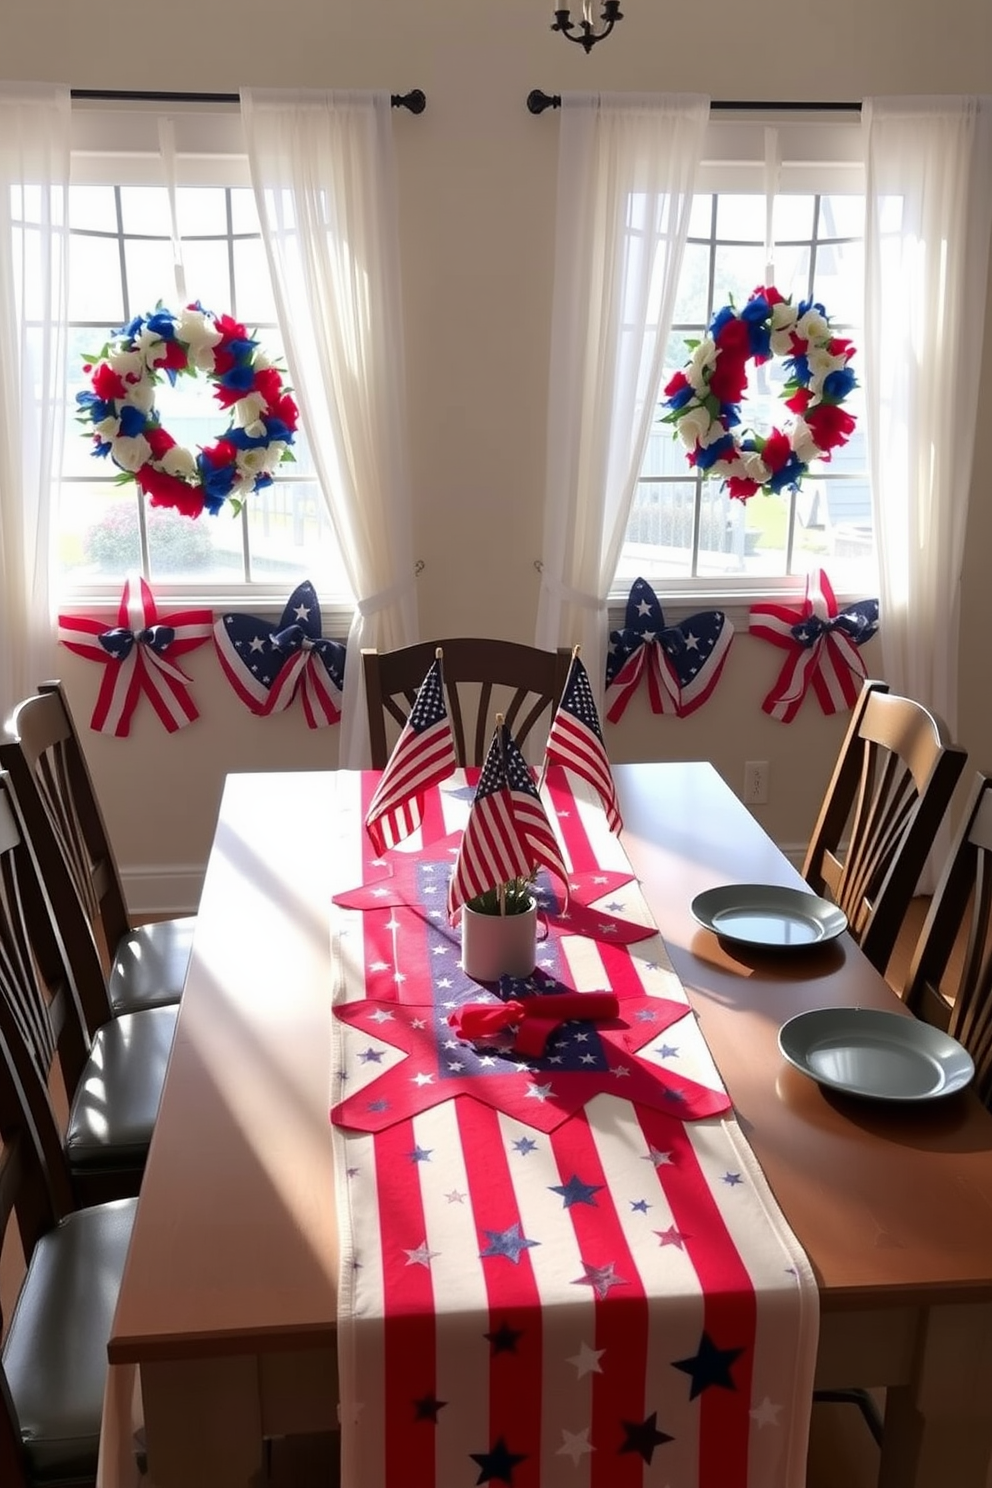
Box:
469;1437;527;1484
484;1321;524;1354
672;1330;746;1398
479;1223;539;1264
549;1174;604;1209
619;1411;673;1463
413;1394;447;1422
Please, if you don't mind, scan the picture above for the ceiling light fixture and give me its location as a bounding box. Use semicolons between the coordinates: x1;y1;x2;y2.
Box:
552;2;623;53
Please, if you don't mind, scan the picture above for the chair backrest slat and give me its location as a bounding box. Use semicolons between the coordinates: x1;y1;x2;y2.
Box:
363;639;573;769
906;772;992;1108
803;680;967;976
0;685;121;1037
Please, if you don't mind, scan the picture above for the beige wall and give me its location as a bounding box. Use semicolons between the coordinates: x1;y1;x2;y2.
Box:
4;0;992;907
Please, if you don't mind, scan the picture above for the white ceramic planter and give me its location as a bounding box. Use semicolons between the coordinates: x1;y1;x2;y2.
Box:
461;899;538;982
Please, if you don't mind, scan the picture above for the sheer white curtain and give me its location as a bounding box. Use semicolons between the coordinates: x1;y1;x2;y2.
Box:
240;88;418;766
0;83;70;725
863;96;992;741
535;94;708;697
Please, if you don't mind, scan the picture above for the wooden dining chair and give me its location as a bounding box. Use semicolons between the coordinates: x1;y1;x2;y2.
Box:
0;681;194;1029
802;679;967;977
903;770;992;1107
0;1002;137;1488
363;638;574;768
0;771;175;1205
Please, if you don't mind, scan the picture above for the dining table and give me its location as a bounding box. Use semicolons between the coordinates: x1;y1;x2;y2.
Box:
98;761;992;1488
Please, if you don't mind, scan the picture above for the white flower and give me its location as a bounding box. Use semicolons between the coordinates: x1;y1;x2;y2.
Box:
741;449;771;484
252;352;272;372
235;447;270;477
161;445;198;479
108;351;145;383
262;441;287;470
233;393;267;428
242;419;267;441
770;300;797;332
806;347;847;381
94;415;119;439
686;337;717;394
795;308;830;345
111;434;152;472
122;381;155;414
769;328;796;358
790;417;822;466
676;404;716;449
177;307;223;370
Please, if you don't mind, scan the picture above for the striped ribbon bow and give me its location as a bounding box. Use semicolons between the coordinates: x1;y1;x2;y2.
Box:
605;576;734;723
59;576;212;736
213;579;345;730
749;568;879;723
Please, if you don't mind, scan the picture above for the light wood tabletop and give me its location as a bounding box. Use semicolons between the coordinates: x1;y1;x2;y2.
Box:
103;764;992;1488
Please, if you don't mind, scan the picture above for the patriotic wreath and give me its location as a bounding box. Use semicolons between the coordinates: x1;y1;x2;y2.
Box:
661;285;858;500
76;304;299;520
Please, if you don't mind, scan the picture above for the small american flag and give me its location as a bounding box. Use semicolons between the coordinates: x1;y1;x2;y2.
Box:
545;653;622;833
365;658;457;855
447;722;568;920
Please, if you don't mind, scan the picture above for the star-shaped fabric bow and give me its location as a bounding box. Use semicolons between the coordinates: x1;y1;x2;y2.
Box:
749;568;879;722
59;576;212;736
605;577;734;722
214;579;346;728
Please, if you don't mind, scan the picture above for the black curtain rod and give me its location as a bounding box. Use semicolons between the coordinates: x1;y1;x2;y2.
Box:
71;87;426;113
527;89;860;115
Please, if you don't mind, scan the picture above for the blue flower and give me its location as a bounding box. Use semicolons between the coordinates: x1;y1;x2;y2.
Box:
694;434;735;470
823;366;858;400
667;381;695;411
118;404;147;438
766;454;806;494
218;364;256;394
196;452;238;501
709;305;738;338
76;390;112;421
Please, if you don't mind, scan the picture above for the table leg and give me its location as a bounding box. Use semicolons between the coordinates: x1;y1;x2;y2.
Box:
140;1356;264;1488
879;1301;992;1488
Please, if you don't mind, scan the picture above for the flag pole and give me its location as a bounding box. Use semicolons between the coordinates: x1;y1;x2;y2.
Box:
537;643;580;794
494;711;509;917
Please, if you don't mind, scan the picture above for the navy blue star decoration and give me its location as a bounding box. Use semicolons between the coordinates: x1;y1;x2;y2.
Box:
470;1436;528;1485
673;1329;746;1399
605;577;733;722
213;578;346;728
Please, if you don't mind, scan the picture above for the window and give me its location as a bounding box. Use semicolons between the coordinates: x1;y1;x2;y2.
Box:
59;104;351;605
614;114;872;603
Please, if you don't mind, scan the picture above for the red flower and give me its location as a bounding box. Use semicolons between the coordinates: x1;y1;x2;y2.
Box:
762;429;792;473
213;313;249;345
715;318;750;357
92;362;127;401
200;440;238;469
828;337;854;358
137;465;205;518
145;426;176;458
710;351;748;403
211;378;242;409
754;284;785;306
727;476;761;500
155;340;189;375
269;393;299;432
664;369;690;399
785;388;812;414
253;367;285;406
805;403;857;452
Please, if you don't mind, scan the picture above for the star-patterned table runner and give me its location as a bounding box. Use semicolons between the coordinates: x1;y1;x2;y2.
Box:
329;769;818;1488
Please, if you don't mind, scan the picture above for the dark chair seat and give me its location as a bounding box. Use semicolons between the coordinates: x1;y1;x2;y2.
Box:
107;915;196;1016
2;1198;137;1484
65;1005;177;1170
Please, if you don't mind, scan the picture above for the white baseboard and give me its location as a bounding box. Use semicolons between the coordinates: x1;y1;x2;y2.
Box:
121;863;205;916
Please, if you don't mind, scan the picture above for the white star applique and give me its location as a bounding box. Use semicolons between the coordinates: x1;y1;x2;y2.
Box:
567;1341;605;1377
404;1241;439;1267
557;1428;595;1465
750;1397;783;1428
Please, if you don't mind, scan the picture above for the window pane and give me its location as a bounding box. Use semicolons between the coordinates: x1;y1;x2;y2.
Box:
68;233;125;323
177;237;236;315
119;186;174;238
59;489;142;581
123;236;180;315
176;186;230;238
232;235;279;324
245;481;351;592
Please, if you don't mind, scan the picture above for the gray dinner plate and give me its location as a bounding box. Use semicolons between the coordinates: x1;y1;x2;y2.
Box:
778;1006;975;1102
691;883;848;949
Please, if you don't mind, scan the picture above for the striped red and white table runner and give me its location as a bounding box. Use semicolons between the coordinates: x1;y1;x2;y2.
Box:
330;770;818;1488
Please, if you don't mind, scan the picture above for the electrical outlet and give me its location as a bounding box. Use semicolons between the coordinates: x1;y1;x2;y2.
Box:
744;760;769;805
